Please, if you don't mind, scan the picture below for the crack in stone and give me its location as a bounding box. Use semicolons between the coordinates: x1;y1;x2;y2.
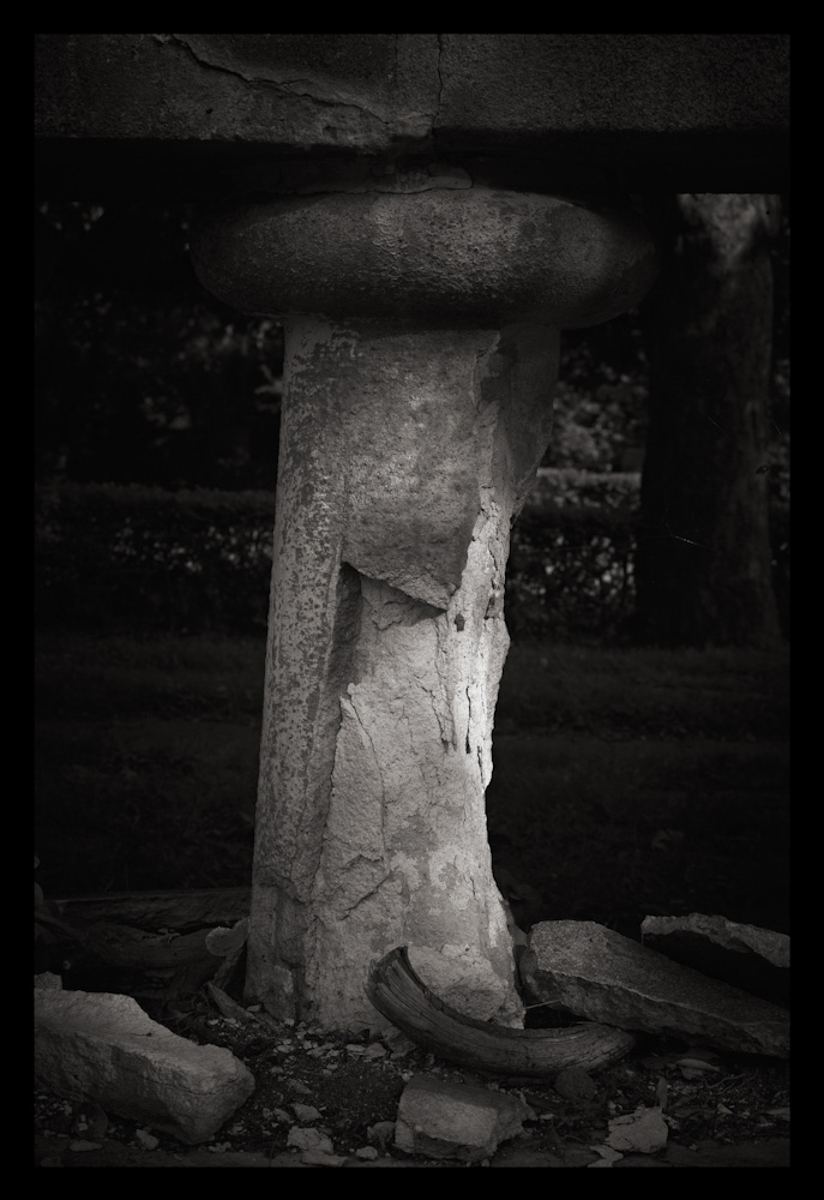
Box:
337;871;391;918
162;33;394;130
345;689;388;843
434;33;445;133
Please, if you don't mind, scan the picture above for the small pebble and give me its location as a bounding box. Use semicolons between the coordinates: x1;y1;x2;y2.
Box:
134;1129;160;1150
293;1103;323;1122
355;1145;379;1160
367;1121;395;1150
301;1149;348;1167
288;1127;334;1154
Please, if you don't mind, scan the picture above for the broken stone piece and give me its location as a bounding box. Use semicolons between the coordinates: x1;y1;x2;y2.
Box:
641;914;789;1007
301;1148;349;1166
605;1105;669;1154
395;1073;534;1163
34;989;255;1145
287;1127;335;1154
523;921;789;1059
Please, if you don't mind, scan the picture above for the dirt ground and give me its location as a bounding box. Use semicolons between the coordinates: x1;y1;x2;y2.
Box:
35;634;789;1166
35;978;790;1169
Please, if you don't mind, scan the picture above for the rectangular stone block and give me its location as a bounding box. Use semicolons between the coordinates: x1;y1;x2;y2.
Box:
34;989;255;1145
395;1073;534;1162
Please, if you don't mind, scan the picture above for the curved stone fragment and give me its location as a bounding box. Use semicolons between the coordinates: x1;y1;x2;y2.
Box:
368;947;636;1077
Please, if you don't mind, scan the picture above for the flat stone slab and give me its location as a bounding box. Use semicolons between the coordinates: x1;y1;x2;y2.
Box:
522;921;789;1059
641;914;789;1007
395;1074;534;1163
35;989;255;1145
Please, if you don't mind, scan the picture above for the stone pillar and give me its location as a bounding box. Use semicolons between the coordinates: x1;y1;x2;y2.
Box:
192;175;656;1031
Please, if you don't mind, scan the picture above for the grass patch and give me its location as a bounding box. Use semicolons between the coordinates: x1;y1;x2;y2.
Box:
496;641;790;741
35;630;789;937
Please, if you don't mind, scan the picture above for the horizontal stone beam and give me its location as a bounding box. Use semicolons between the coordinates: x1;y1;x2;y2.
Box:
35;34;789;196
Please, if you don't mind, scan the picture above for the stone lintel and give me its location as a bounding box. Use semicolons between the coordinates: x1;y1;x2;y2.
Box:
35;34;788;195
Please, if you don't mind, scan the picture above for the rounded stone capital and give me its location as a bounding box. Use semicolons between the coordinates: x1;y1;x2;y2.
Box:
192;187;657;328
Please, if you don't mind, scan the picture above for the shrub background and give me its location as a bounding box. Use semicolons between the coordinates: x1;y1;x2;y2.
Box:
35;475;789;640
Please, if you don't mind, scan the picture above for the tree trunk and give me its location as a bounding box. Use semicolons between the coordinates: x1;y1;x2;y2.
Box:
635;194;781;648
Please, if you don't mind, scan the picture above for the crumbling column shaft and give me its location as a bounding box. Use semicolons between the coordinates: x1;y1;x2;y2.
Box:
191;178;657;1029
250;319;558;1027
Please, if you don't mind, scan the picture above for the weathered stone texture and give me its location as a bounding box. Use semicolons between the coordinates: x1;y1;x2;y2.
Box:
246;321;559;1029
192;177;659;1031
35;34;788;192
34;33;440;151
395;1074;534;1162
437;34;789;140
192;189;658;329
34;989;255;1144
523;921;789;1058
641;913;790;1007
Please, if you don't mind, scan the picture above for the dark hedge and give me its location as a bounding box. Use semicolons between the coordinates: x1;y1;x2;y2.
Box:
34;476;788;639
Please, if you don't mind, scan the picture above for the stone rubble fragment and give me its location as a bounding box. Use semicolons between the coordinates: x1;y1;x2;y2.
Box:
287;1127;335;1154
605;1105;669;1154
367;1120;396;1149
523;921;789;1058
34;989;255;1145
292;1103;324;1122
395;1073;535;1163
641;913;790;1007
301;1149;349;1166
588;1145;624;1167
134;1129;160;1151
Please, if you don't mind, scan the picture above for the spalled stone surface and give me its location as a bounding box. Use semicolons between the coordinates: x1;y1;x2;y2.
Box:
35;34;440;155
35;35;788;193
245;321;563;1030
209;179;657;1033
641;914;790;1008
523;921;789;1059
34;989;255;1145
395;1074;535;1162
